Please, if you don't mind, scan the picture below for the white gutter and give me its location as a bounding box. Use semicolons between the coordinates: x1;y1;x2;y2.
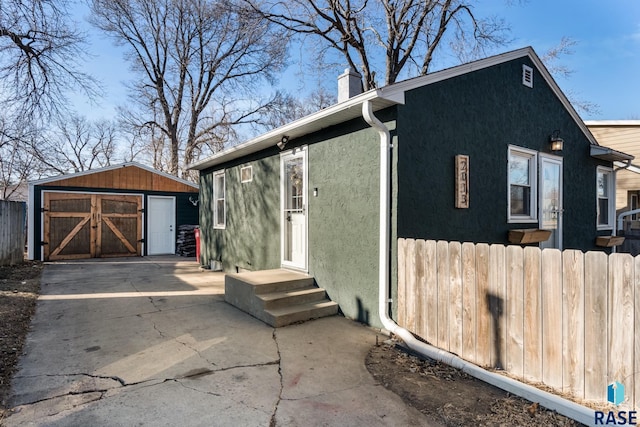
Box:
361;99;598;427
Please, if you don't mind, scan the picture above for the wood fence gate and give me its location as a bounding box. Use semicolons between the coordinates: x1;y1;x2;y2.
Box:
43;193;142;261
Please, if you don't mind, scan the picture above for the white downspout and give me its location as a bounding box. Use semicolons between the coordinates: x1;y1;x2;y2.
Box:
361;99;598;427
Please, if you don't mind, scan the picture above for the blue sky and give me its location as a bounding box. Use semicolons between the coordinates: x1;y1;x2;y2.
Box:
72;1;640;122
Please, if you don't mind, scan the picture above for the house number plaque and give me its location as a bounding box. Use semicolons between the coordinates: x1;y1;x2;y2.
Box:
455;155;469;208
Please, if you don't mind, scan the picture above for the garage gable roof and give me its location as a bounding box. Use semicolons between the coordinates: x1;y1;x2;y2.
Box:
29;162;198;189
189;46;600;171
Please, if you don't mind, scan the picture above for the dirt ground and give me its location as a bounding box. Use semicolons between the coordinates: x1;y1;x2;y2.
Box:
0;261;585;426
366;341;585;426
0;261;42;420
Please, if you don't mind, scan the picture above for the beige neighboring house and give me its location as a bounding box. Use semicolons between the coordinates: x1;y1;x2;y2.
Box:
586;121;640;215
586;121;640;253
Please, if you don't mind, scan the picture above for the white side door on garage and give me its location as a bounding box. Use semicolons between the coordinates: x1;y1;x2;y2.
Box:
147;196;176;255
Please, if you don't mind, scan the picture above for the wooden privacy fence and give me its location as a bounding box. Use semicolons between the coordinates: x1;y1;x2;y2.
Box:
0;200;26;265
397;238;640;409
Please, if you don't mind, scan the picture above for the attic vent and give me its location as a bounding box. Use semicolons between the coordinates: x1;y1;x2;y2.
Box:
522;64;533;88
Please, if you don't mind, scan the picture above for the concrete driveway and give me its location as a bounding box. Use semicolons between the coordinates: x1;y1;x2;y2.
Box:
4;257;436;426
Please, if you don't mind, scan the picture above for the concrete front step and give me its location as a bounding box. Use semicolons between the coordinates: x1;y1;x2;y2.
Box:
264;301;339;328
227;269;315;294
224;269;338;327
257;287;328;310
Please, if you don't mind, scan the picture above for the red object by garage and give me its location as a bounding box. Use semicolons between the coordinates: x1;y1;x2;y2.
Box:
194;227;201;264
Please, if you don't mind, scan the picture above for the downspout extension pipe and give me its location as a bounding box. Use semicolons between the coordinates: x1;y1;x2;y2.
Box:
361;100;597;427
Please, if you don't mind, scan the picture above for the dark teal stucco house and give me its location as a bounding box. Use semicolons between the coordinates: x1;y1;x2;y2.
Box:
189;47;631;328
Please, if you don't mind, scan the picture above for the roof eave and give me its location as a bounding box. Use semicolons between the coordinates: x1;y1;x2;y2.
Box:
188;89;405;171
189;46;600;171
28;161;199;189
590;145;635;162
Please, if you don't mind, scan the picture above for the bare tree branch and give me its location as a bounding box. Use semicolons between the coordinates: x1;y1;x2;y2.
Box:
91;0;288;177
29;115;122;174
247;0;511;90
0;0;100;120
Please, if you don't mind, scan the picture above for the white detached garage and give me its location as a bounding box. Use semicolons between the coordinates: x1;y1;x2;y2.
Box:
28;162;199;261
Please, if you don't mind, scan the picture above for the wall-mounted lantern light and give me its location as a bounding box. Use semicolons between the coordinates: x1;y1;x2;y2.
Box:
277;135;289;150
549;130;564;152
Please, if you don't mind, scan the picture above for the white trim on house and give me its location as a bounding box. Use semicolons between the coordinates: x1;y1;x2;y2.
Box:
584;120;640;127
507;145;538;224
189;47;606;172
280;147;308;271
28;162;199;189
539;154;563;250
596;166;615;230
213;170;226;229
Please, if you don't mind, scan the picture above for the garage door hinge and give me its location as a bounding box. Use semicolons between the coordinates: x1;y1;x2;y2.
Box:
40;241;48;246
138;239;145;243
40;208;48;212
138;208;145;213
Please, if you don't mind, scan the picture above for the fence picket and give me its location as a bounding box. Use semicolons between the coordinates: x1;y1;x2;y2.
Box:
542;248;563;389
584;250;608;402
415;239;427;339
437;241;450;350
461;242;477;361
608;253;634;407
506;245;524;379
405;239;416;332
397;238;407;328
476;243;491;367
489;244;507;369
449;242;463;357
523;246;542;382
635;256;640;410
424;240;438;345
562;249;585;398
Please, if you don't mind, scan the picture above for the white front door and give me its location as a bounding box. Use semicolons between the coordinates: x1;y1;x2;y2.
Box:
281;148;307;270
539;155;563;250
147;196;176;255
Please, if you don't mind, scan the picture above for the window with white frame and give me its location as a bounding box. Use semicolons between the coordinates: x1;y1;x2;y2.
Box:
597;167;614;229
213;170;225;229
508;146;538;222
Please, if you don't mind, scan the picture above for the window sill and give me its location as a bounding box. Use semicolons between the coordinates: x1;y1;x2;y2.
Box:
213;226;226;230
507;218;538;224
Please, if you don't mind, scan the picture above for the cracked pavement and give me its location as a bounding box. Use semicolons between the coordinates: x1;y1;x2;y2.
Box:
2;257;435;426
